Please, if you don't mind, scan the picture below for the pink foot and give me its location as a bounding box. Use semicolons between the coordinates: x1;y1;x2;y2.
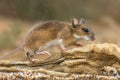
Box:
35;51;51;56
75;42;83;46
30;59;40;63
61;47;67;52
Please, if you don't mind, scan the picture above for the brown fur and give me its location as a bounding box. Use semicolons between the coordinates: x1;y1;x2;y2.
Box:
0;18;95;63
24;18;95;62
24;21;73;51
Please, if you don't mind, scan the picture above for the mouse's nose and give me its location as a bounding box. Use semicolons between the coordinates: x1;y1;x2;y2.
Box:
90;36;96;41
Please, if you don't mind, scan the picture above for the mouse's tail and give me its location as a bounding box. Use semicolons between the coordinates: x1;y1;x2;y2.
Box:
0;45;24;60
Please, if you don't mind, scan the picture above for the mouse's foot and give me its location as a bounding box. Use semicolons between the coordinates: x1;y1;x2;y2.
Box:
31;59;40;63
61;47;67;52
35;51;51;56
75;42;83;46
26;52;36;63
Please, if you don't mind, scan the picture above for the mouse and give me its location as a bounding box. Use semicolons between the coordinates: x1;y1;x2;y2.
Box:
0;18;95;63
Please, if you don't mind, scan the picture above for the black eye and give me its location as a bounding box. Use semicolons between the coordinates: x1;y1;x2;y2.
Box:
82;27;89;32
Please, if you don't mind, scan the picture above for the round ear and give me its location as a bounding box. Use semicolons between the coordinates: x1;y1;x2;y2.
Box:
79;18;85;24
72;18;78;28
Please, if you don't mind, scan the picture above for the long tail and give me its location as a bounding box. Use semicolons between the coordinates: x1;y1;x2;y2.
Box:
0;45;24;60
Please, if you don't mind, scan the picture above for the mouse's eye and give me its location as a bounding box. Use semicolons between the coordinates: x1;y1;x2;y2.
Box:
82;27;89;32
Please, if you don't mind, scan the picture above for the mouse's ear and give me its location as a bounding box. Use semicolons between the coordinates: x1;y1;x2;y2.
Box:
72;18;78;28
79;18;85;24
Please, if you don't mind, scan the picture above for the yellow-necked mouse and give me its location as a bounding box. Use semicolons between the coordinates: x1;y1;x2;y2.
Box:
0;18;95;62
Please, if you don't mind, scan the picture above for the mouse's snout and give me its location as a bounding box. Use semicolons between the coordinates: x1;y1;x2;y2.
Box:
89;35;96;41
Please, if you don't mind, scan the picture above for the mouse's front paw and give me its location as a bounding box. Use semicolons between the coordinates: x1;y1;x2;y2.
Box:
61;47;68;52
75;42;83;46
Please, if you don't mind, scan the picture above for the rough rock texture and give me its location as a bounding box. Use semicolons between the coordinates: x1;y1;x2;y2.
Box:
0;43;120;80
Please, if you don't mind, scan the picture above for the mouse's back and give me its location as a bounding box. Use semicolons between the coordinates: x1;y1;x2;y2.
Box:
24;20;71;51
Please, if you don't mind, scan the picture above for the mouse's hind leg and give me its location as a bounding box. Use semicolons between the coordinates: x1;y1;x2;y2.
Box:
26;52;43;63
26;51;51;63
35;51;51;56
26;52;36;62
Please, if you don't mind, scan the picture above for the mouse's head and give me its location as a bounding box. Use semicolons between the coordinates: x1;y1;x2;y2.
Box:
71;18;95;41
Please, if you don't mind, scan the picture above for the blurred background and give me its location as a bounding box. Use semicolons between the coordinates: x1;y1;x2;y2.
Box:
0;0;120;60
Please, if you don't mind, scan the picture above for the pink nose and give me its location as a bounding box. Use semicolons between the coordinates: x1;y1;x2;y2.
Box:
91;36;96;41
